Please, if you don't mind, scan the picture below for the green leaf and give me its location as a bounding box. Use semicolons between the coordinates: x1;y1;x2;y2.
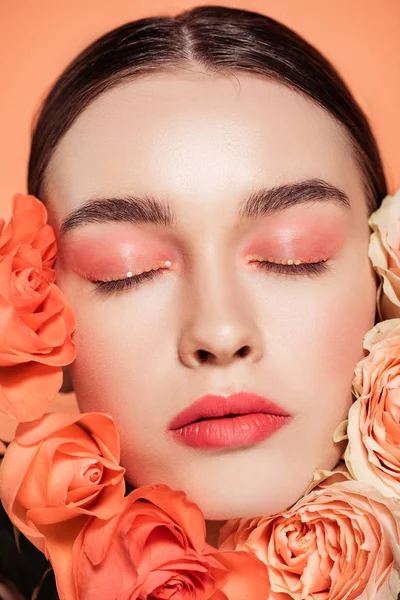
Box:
31;566;53;600
13;525;21;553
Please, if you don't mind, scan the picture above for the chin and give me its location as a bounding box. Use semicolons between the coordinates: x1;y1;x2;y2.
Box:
168;475;311;521
122;438;344;521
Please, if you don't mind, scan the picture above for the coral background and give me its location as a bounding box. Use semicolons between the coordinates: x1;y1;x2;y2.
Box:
1;0;399;217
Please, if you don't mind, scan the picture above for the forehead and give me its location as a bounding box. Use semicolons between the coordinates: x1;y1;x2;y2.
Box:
46;71;362;219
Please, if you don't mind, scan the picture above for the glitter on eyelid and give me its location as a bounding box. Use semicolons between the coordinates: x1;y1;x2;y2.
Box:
72;260;173;282
246;254;306;265
246;254;331;265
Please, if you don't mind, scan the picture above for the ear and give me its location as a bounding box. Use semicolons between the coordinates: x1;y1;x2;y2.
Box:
60;365;74;393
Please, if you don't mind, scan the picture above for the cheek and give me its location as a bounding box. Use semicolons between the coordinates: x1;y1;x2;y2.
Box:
262;256;377;408
319;265;377;375
67;285;176;416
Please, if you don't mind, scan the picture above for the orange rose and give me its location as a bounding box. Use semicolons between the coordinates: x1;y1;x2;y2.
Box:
69;484;270;600
0;391;80;458
368;190;400;320
345;319;400;499
0;193;75;421
0;193;56;266
218;471;400;599
0;412;126;557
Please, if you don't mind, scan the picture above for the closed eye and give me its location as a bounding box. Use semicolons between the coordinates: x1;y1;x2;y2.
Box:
91;257;330;296
93;269;165;295
253;259;330;278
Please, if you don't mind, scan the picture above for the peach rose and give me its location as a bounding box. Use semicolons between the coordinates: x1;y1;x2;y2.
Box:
0;412;126;556
69;484;270;600
368;190;400;320
344;319;400;499
218;471;400;599
0;194;76;421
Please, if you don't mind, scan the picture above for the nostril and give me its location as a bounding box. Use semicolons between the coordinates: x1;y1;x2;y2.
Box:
197;349;211;363
195;345;251;363
238;345;251;358
197;345;250;363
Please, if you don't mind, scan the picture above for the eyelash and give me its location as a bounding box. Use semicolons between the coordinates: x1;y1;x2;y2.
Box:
93;269;161;294
92;259;330;295
255;259;330;278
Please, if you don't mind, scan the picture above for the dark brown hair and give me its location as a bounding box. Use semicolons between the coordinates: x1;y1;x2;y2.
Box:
28;4;387;212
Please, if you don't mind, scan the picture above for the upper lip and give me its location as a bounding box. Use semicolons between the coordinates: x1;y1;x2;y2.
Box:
167;392;292;430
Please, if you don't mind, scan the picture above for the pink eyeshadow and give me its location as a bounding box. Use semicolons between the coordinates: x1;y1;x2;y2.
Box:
59;226;178;278
58;206;349;279
242;211;348;262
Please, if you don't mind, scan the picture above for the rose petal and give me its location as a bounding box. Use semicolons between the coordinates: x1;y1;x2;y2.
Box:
0;362;62;421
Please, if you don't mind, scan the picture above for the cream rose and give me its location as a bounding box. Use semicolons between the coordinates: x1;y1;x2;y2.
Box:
345;319;400;499
218;471;400;599
368;189;400;320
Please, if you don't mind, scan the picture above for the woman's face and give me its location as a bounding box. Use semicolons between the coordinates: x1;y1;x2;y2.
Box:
45;70;377;521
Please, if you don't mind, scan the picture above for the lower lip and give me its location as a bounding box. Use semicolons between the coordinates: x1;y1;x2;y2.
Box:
168;413;291;449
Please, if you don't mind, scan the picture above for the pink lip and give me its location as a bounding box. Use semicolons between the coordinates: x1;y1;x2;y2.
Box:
167;392;292;449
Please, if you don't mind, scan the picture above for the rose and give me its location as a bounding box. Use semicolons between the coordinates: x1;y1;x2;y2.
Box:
0;194;75;421
368;190;400;320
0;244;76;420
69;484;270;600
218;470;400;599
343;318;400;500
0;193;56;266
0;391;80;458
0;412;126;556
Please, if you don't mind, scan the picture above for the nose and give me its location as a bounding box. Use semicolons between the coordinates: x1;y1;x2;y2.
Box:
177;260;264;368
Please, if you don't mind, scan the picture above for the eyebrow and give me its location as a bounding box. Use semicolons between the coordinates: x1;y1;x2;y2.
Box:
59;178;351;235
